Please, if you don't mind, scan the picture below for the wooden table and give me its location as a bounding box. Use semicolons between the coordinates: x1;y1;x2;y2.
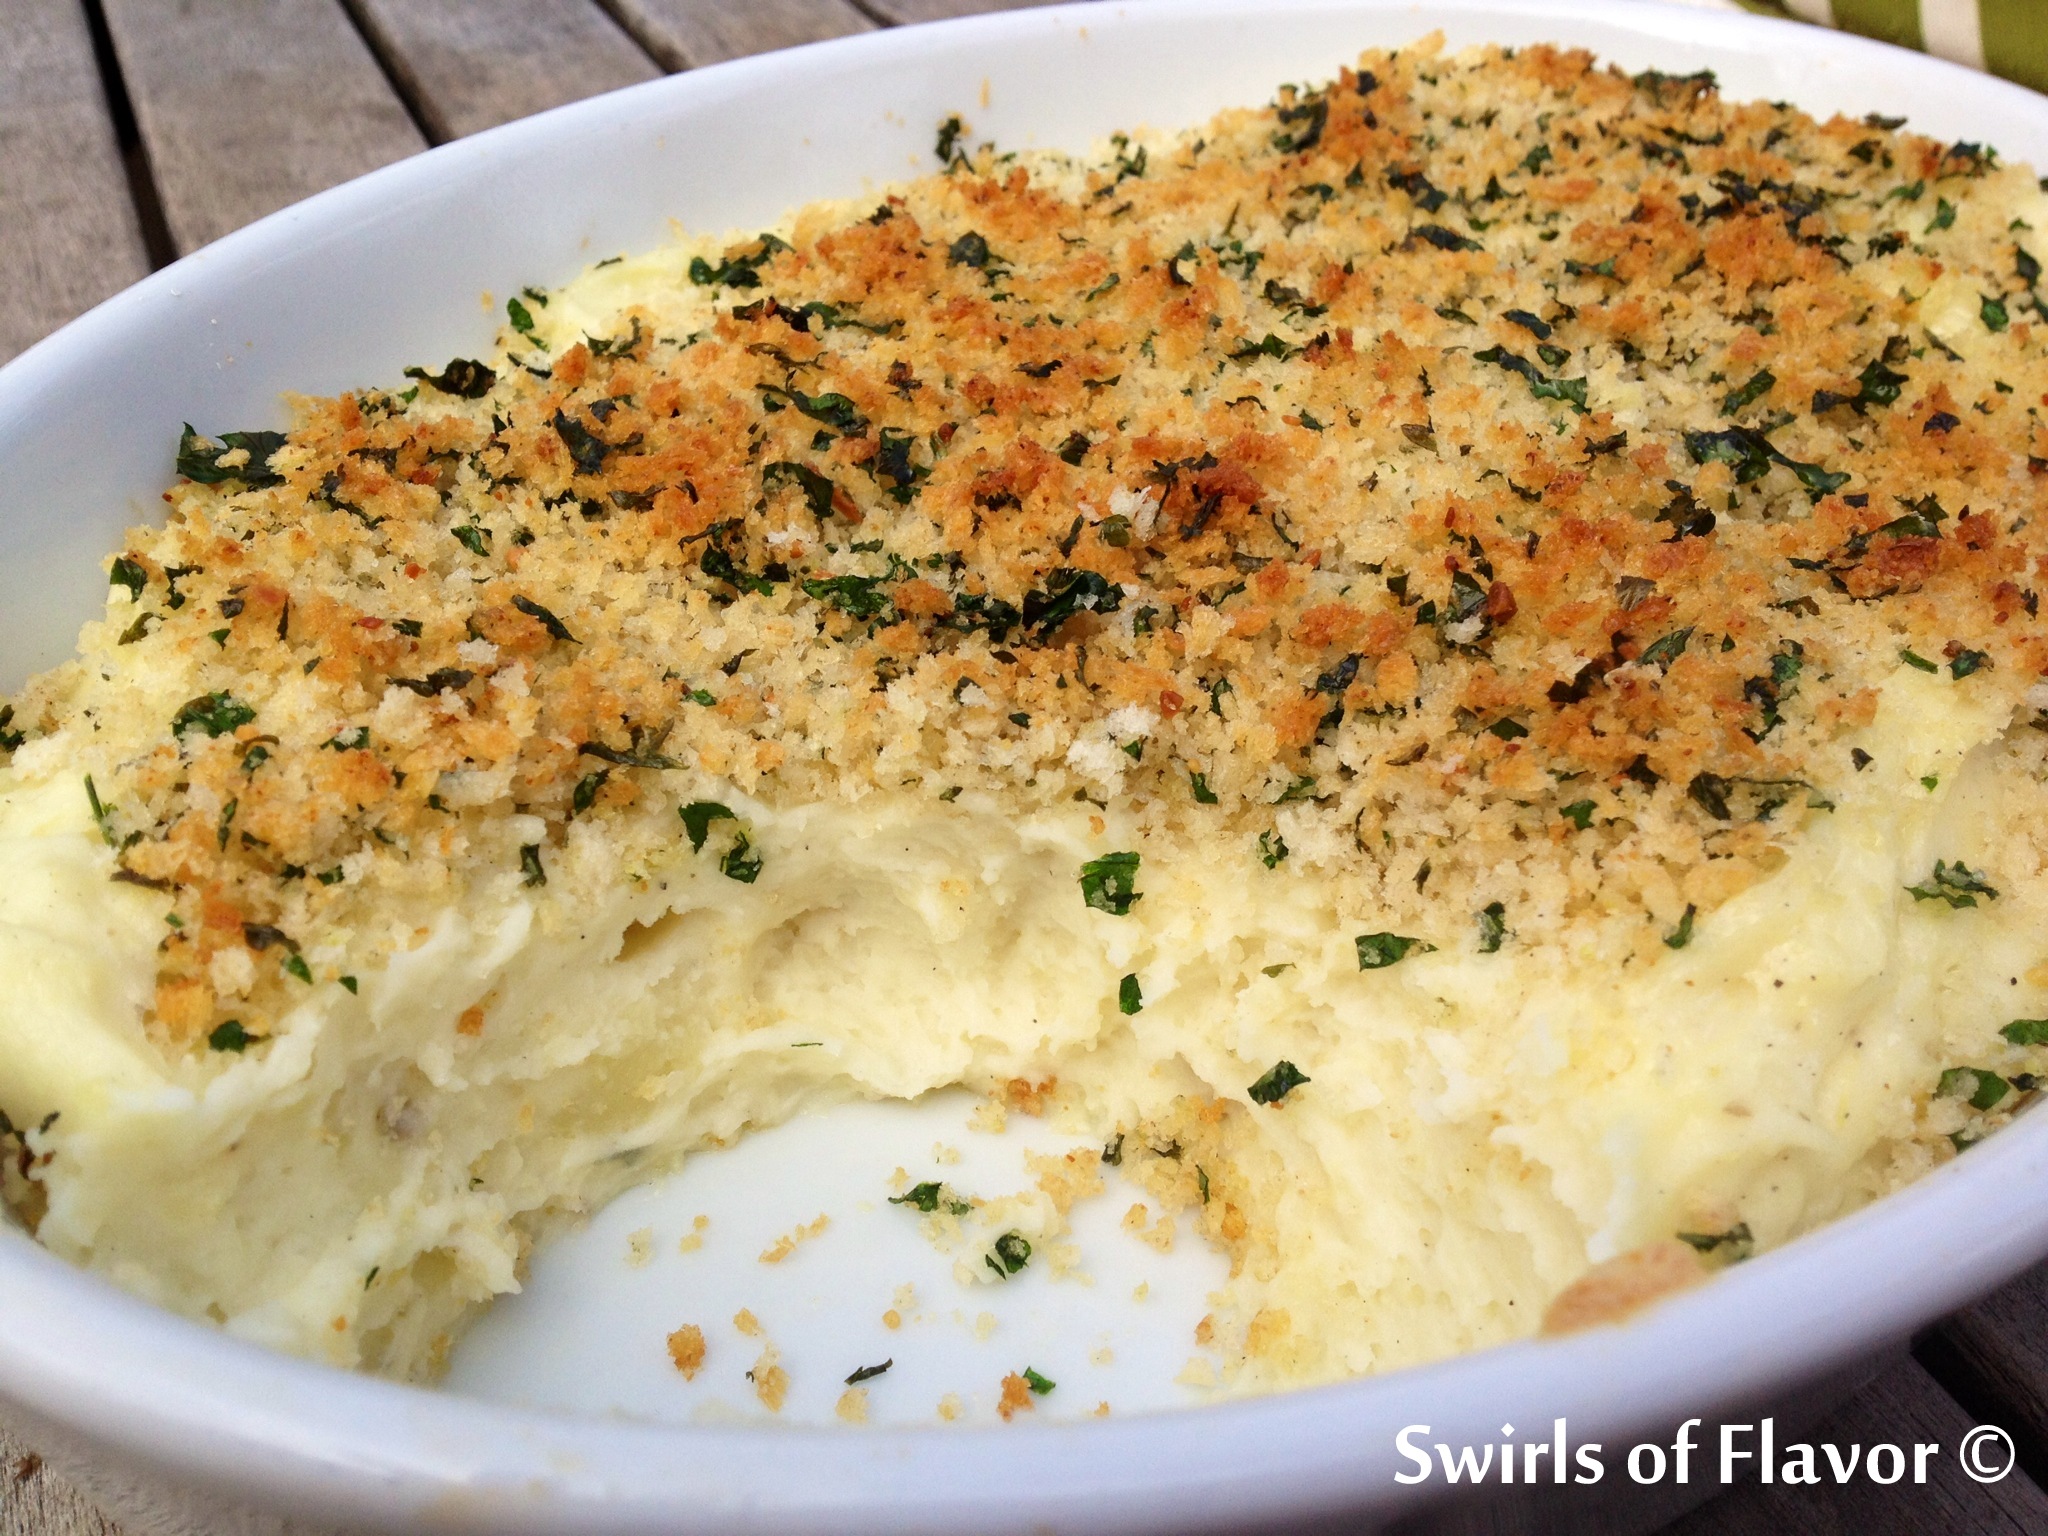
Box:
3;1;2048;1531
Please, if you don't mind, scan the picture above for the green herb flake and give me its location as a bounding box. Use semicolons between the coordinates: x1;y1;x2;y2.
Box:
845;1360;893;1386
176;424;287;488
1356;932;1432;969
1560;799;1596;830
1118;973;1143;1015
1983;295;2011;332
680;802;737;853
1937;1066;2011;1111
283;953;313;985
519;844;546;887
1021;1367;1056;1395
452;523;491;558
1949;649;1990;679
2000;1018;2048;1046
1664;904;1697;949
986;1231;1032;1277
506;296;538;336
510;594;576;642
170;690;256;739
1927;198;1957;233
1079;851;1142;915
403;359;496;398
1677;1223;1753;1260
216;798;238;851
208;1019;252;1053
1906;859;1999;908
80;776;119;848
339;976;359;995
1721;370;1776;415
890;1181;945;1213
1477;901;1508;952
719;833;763;883
1248;1059;1309;1105
1900;648;1940;673
1189;770;1220;804
1257;830;1289;868
109;556;147;599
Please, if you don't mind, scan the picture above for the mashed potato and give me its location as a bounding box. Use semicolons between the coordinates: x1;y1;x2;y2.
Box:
5;38;2048;1395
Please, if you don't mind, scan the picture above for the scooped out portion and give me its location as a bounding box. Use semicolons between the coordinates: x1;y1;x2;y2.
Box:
5;38;2048;1394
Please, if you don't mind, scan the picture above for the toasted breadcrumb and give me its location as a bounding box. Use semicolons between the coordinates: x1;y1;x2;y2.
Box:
757;1213;829;1264
665;1323;706;1378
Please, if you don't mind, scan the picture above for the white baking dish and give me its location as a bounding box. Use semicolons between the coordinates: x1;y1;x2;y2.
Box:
4;2;2047;1531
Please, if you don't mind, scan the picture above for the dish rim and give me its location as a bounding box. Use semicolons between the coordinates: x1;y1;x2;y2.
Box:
4;1;2048;1530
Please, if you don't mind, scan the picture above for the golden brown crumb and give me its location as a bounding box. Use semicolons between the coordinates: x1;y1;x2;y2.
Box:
665;1324;706;1378
757;1213;829;1264
749;1347;788;1412
996;1372;1034;1422
836;1386;869;1423
1540;1239;1708;1335
732;1307;762;1338
937;1392;963;1422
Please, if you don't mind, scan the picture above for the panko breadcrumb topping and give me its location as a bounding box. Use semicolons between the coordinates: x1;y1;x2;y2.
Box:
10;39;2048;1052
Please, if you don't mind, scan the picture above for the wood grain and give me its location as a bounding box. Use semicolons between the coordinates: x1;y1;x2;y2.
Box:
97;0;427;255
602;0;872;70
0;1421;118;1536
0;0;151;363
1923;1261;2048;1480
348;0;661;145
1666;1355;2048;1534
862;0;1068;23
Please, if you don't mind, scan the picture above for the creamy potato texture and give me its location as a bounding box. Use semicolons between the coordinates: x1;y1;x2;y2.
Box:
5;42;2048;1395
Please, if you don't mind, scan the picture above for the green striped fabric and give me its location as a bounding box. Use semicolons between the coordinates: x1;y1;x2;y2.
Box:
1737;0;2048;95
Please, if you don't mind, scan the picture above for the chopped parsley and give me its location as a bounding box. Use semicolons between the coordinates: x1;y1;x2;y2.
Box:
1355;932;1432;969
170;690;256;739
511;595;576;642
1677;1223;1753;1260
1906;859;1998;908
1257;830;1289;867
1079;851;1141;915
1021;1367;1056;1395
84;775;116;846
1189;770;1220;804
1664;904;1696;949
679;806;737;856
519;844;546;887
1118;974;1143;1015
719;833;763;883
1560;799;1596;830
1248;1059;1309;1104
402;358;496;398
1477;901;1508;952
1949;649;1990;679
1937;1066;2010;1111
986;1231;1032;1277
176;424;287;488
2000;1019;2048;1046
109;556;147;599
282;953;313;984
845;1360;893;1385
890;1182;971;1216
1900;648;1939;672
207;1019;252;1053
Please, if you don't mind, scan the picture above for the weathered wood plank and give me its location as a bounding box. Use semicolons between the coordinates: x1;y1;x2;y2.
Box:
0;1421;120;1536
862;0;1068;23
1665;1355;2048;1533
348;0;661;145
1924;1260;2048;1479
98;0;427;255
0;0;152;363
603;0;872;70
